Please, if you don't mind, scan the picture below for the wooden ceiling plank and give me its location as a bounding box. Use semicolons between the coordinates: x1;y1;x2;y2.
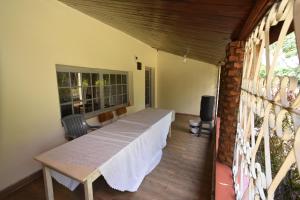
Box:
79;11;236;35
61;3;242;32
60;0;251;18
93;19;230;48
58;0;255;64
103;21;232;37
106;0;252;7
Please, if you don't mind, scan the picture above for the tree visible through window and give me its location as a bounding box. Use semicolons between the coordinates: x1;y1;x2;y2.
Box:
56;66;129;118
260;32;300;79
257;31;300;199
103;74;128;108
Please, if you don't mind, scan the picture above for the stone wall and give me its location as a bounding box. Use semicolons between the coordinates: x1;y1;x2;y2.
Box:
217;41;244;166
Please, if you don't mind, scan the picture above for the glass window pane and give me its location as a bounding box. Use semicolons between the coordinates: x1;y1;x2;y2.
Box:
92;87;100;99
117;74;122;84
117;85;122;95
122;94;127;104
104;97;110;108
111;85;117;95
116;95;122;105
57;72;70;87
122;75;127;84
103;74;110;85
110;96;116;106
93;98;101;111
82;73;91;87
122;85;127;94
59;88;71;103
61;104;72;117
83;87;92;99
73;100;83;114
104;86;110;97
71;72;80;87
71;87;80;101
92;73;99;86
110;74;116;85
84;100;93;113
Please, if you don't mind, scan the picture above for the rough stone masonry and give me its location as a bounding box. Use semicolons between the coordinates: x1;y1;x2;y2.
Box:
217;41;244;166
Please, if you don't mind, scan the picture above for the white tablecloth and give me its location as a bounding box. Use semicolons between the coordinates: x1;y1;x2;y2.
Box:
51;109;173;192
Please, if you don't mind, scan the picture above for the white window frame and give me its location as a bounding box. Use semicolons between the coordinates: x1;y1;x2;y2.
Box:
56;64;129;119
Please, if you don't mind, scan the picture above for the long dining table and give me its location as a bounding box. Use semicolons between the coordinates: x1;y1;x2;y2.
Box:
35;108;174;200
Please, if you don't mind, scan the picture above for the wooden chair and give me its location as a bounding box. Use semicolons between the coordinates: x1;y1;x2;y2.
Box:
115;107;127;118
98;111;114;126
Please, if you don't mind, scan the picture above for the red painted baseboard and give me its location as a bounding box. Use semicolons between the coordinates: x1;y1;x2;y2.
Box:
214;117;235;200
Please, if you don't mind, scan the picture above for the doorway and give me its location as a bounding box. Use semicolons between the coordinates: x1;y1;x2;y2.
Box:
145;67;154;108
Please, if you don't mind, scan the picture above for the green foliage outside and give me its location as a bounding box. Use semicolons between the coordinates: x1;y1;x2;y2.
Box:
254;114;300;199
259;33;300;81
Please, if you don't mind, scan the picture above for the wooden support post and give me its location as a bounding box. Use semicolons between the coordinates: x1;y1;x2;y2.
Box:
84;179;93;200
43;166;54;200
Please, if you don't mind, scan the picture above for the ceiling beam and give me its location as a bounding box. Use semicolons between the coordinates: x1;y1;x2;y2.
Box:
232;0;275;41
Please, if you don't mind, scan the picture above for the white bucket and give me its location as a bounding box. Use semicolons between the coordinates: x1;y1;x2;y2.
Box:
189;119;200;134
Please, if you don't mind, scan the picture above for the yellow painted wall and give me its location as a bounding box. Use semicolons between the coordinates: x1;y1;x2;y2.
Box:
0;0;157;190
157;51;218;116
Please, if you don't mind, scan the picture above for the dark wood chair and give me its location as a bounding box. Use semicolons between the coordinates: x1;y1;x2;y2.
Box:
115;107;127;118
98;111;114;126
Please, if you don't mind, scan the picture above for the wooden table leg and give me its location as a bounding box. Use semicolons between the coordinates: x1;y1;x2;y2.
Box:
43;166;54;200
84;179;93;200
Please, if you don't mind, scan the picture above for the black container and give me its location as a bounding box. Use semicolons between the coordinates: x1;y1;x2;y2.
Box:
200;96;215;121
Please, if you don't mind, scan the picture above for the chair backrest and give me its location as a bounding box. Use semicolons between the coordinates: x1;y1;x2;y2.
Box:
98;111;114;125
61;114;88;139
115;107;127;118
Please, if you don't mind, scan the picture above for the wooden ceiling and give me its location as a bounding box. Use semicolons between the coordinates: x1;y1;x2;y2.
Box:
58;0;255;64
